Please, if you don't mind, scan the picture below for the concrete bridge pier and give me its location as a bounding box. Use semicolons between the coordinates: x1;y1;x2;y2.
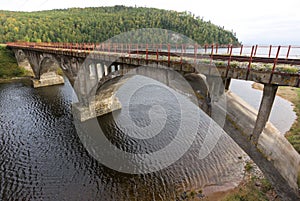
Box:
206;75;225;102
96;63;104;80
13;49;65;88
251;84;278;144
12;49;34;75
223;77;231;90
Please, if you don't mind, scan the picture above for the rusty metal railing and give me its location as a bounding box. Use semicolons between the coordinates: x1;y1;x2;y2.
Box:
6;42;300;84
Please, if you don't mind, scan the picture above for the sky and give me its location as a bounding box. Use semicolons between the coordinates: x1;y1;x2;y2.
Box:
1;0;300;45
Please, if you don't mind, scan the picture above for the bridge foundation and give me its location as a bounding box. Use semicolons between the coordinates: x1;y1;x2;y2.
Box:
73;97;122;122
251;84;278;144
223;77;231;90
32;72;64;88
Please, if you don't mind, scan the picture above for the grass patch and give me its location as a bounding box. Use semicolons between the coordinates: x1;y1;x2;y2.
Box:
244;161;253;172
222;177;276;201
0;46;28;78
286;88;300;154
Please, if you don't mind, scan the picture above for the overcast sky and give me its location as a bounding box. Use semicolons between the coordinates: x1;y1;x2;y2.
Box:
1;0;300;45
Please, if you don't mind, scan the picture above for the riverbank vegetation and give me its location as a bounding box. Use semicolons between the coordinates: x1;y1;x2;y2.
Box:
0;45;28;78
285;88;300;153
0;6;239;45
221;177;277;201
220;160;279;201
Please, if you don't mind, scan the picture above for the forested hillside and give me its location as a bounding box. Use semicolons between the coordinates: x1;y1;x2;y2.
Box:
0;6;239;45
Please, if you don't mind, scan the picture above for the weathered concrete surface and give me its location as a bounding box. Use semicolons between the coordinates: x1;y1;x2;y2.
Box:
224;91;300;199
32;72;64;88
72;76;126;122
72;97;122;122
12;49;35;77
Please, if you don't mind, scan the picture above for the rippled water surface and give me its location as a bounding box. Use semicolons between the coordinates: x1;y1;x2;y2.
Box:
0;78;246;200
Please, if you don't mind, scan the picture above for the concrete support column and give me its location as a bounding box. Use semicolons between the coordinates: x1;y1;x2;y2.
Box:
88;63;97;79
206;76;225;102
104;64;108;76
93;63;99;81
96;63;103;80
76;66;88;106
251;84;278;144
223;77;231;90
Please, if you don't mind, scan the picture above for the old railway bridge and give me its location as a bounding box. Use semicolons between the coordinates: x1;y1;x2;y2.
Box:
6;42;300;200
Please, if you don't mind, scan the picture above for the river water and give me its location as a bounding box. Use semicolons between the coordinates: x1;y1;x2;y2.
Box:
230;79;296;135
0;76;295;200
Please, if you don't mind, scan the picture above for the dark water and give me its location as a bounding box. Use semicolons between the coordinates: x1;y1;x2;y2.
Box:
0;78;246;201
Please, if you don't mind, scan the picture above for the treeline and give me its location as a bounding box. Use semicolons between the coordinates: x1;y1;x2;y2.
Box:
0;6;240;45
0;45;27;78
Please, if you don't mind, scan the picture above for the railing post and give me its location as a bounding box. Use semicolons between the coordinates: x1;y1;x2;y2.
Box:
168;44;171;66
204;44;207;54
269;46;281;83
128;44;131;58
215;44;218;54
146;44;148;61
254;45;258;56
225;45;233;78
180;44;183;65
246;45;255;80
240;45;243;55
268;45;272;58
228;45;233;67
286;45;291;59
210;44;214;57
194;43;197;64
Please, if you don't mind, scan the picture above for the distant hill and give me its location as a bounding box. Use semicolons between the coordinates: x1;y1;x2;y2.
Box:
0;6;240;45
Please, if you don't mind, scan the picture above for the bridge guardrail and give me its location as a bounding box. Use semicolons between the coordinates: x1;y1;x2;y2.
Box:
6;42;300;84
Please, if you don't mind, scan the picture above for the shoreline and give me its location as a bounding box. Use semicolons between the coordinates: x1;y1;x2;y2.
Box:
0;76;32;84
189;83;296;201
182;158;279;201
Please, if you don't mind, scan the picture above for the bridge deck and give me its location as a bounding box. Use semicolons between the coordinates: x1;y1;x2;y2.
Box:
7;42;300;88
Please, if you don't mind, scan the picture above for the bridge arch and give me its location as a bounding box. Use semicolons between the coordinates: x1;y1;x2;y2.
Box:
39;56;61;78
87;64;214;118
